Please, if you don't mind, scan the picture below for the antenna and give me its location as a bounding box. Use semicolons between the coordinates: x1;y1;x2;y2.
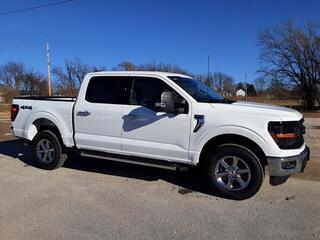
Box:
46;42;52;96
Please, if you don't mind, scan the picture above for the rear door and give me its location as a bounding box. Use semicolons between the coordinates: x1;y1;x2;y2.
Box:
121;76;191;162
74;76;132;153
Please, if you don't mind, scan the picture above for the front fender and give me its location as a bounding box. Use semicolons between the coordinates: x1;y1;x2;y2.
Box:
192;125;272;163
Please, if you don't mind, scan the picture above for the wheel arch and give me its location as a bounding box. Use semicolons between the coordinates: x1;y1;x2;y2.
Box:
26;116;65;148
199;134;267;168
34;118;64;143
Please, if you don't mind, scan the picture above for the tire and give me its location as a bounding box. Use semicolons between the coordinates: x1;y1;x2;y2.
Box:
32;130;67;170
205;144;264;200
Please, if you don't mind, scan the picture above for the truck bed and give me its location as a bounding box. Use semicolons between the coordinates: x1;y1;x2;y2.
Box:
12;96;76;147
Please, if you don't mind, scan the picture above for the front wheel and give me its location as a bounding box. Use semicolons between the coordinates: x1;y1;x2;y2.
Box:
32;130;67;170
205;144;264;200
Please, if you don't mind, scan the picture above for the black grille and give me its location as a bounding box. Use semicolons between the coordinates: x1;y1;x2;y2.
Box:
282;119;304;149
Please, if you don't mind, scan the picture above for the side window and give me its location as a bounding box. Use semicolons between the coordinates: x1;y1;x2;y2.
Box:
131;77;188;112
85;76;132;104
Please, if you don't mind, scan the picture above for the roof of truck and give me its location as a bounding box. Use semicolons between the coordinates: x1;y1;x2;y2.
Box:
87;71;192;78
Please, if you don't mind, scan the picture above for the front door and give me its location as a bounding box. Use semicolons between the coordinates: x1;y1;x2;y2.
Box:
121;76;191;162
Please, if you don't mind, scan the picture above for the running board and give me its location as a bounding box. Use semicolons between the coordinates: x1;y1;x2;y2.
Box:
80;150;187;171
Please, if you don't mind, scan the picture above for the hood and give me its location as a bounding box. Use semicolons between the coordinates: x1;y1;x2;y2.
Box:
212;101;303;121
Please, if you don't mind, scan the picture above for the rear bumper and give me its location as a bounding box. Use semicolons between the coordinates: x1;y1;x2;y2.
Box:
267;146;310;177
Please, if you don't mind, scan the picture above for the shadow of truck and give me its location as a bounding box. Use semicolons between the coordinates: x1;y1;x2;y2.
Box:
0;139;225;198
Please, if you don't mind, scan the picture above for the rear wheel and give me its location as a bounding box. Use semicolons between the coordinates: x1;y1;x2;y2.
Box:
205;144;264;200
32;130;67;170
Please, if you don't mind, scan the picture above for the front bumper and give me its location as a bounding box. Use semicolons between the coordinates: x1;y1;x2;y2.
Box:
267;146;310;177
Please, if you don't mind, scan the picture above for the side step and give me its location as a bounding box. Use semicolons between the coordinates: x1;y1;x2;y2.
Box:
80;150;188;171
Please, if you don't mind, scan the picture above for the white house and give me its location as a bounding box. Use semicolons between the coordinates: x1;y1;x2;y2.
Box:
236;89;246;97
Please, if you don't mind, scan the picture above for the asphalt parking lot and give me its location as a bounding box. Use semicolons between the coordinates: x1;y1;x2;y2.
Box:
1;113;320;240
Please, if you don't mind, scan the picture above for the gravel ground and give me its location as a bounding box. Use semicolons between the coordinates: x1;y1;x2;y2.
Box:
0;116;319;240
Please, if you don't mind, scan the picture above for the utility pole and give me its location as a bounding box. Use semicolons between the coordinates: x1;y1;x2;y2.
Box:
245;72;248;101
46;42;52;96
207;55;211;87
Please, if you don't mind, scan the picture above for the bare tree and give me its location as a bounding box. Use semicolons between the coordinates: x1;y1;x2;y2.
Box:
70;58;92;85
258;20;320;110
0;62;25;89
254;77;268;95
222;77;236;97
0;62;48;102
117;61;137;71
52;65;77;96
115;61;189;75
268;78;287;99
22;72;47;96
213;72;224;93
247;84;257;96
53;58;97;96
212;72;235;96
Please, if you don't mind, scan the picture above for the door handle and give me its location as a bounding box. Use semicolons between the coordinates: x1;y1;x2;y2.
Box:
77;110;91;117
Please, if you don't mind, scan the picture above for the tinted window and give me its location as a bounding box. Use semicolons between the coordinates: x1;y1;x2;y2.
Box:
131;77;187;112
85;76;132;104
169;76;225;103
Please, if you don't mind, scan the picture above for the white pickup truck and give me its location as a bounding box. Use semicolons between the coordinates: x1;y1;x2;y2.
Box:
11;71;309;199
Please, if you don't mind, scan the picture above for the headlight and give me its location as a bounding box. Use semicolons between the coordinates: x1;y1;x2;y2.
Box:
268;119;305;149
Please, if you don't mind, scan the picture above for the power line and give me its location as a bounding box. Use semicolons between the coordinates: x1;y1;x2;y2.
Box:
0;0;74;16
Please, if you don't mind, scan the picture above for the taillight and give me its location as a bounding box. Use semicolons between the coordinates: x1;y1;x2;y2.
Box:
11;104;19;121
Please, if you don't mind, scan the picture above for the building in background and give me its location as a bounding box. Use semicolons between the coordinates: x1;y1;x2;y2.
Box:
236;89;246;97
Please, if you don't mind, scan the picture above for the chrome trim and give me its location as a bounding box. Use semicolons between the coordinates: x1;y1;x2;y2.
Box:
267;146;310;177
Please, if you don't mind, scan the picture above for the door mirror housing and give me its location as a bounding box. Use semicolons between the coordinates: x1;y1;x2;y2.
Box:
155;91;187;114
156;91;174;113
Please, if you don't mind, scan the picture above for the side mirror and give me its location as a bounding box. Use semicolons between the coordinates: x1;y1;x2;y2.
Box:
155;91;187;114
155;91;174;113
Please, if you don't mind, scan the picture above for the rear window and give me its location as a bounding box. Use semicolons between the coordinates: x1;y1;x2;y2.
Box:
85;76;132;104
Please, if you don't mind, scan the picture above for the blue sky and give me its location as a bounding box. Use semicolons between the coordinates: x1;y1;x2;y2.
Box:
0;0;319;83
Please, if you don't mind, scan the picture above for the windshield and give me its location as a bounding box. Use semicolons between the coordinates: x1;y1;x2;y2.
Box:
169;76;225;103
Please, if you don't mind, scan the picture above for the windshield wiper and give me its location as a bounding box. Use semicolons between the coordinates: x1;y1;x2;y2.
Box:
222;98;236;104
207;98;236;104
